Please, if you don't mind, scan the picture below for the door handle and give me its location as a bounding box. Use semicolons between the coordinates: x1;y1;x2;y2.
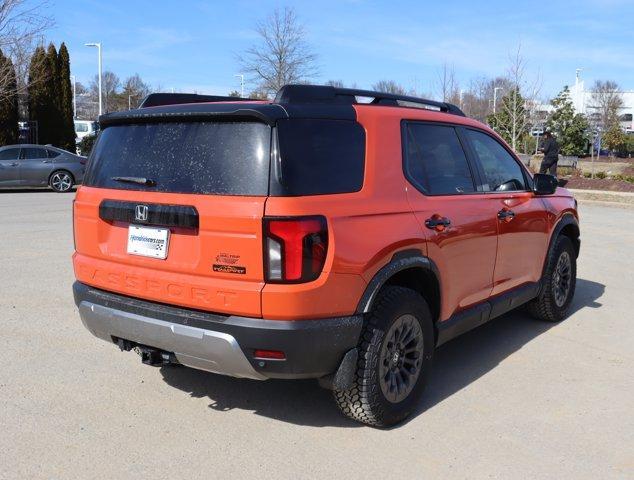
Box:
42;159;52;164
497;209;516;222
425;215;451;232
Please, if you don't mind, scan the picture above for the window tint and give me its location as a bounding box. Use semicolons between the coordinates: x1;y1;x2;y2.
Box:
0;148;20;160
404;123;475;195
273;119;365;196
84;122;271;195
47;149;61;158
22;147;47;159
466;130;527;192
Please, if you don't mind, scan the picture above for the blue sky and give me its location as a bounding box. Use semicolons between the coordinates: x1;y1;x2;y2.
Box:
48;0;633;99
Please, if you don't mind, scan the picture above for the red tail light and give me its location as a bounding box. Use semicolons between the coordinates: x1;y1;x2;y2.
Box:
264;216;328;283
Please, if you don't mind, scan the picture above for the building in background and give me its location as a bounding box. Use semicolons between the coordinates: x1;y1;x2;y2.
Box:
570;74;634;133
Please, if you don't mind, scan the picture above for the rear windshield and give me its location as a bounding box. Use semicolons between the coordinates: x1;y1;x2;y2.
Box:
84;118;365;197
273;119;365;196
84;122;271;195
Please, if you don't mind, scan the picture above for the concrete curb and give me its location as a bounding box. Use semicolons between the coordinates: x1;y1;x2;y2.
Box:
568;188;634;206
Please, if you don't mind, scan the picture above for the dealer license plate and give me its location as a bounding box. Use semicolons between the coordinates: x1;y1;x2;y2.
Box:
127;225;170;259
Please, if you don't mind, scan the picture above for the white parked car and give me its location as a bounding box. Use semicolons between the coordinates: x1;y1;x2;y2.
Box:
74;120;98;144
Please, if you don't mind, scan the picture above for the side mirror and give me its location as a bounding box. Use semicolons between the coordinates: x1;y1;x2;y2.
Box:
533;173;558;195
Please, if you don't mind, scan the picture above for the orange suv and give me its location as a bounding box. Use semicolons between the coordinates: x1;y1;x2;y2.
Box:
73;85;580;427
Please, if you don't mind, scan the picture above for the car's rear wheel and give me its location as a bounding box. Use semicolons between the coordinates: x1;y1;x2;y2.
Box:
527;235;577;322
333;286;434;427
49;170;74;192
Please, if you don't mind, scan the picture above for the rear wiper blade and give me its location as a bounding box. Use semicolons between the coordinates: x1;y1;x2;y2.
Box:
111;176;156;186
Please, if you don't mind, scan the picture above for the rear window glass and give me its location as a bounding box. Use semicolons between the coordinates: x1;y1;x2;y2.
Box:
22;147;47;159
272;119;365;196
84;122;271;195
404;123;475;195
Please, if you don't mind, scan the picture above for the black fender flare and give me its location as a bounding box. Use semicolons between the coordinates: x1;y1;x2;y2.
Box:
537;213;580;296
543;213;580;272
356;249;441;314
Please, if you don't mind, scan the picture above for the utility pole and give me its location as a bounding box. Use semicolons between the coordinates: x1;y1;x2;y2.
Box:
85;43;102;115
493;87;503;114
234;74;245;98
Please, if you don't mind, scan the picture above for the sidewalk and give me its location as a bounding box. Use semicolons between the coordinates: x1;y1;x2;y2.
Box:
568;188;634;206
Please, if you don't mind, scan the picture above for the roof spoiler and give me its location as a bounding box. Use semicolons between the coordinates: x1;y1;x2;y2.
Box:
274;84;466;117
139;93;254;108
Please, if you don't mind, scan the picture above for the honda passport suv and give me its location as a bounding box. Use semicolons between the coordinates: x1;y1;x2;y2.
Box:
72;85;580;427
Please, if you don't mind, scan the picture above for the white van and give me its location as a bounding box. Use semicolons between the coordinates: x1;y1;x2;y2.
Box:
74;120;97;144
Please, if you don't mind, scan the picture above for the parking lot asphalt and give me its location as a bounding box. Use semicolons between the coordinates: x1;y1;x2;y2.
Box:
1;190;632;479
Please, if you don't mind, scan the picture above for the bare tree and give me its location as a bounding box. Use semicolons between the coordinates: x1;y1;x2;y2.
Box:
589;80;623;130
459;76;512;121
0;0;52;103
90;71;120;113
435;62;460;104
239;7;317;97
324;79;344;88
121;73;150;108
372;80;406;95
494;45;542;151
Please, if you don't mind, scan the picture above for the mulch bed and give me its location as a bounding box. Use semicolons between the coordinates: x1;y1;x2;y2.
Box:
563;177;634;193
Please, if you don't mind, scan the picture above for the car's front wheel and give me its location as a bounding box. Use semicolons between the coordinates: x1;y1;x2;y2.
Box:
49;170;74;193
333;286;434;427
527;235;577;322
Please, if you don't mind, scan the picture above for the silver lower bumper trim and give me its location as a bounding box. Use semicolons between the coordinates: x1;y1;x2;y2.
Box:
78;301;267;380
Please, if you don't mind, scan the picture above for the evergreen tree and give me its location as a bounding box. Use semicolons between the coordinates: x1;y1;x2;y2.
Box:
486;87;527;150
28;44;65;146
46;43;62;146
546;86;589;156
28;46;51;144
602;123;627;154
58;43;76;151
0;49;19;145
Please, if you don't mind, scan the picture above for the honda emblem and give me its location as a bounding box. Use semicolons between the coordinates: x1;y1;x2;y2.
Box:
135;205;149;222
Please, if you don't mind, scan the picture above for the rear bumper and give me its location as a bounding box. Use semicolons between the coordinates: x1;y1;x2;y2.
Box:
73;282;363;380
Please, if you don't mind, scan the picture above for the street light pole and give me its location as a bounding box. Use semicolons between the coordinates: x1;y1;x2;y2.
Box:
70;75;77;119
85;42;102;115
493;87;503;114
234;74;244;98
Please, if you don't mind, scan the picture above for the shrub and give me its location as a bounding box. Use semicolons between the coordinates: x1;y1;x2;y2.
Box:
613;174;634;183
77;133;96;156
595;171;607;179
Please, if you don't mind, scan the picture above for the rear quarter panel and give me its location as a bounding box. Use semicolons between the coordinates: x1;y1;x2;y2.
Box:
262;109;425;319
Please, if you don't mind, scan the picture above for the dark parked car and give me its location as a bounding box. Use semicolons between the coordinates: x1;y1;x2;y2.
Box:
0;144;86;192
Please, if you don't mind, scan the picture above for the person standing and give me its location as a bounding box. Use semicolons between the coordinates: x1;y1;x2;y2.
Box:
539;131;560;176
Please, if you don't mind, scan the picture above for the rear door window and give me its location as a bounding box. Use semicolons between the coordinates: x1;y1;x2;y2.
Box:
84;121;271;195
403;123;476;195
272;119;365;196
465;129;527;192
21;147;48;159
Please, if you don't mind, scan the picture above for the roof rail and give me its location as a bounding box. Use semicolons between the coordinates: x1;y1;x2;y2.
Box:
274;84;466;117
139;92;254;108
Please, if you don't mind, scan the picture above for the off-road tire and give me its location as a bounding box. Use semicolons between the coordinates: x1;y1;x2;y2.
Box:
334;286;434;427
527;235;576;322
